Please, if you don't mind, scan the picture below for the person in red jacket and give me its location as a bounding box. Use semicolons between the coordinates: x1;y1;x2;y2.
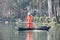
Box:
27;12;33;28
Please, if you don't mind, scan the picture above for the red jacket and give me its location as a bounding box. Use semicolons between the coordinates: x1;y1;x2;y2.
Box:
27;15;33;28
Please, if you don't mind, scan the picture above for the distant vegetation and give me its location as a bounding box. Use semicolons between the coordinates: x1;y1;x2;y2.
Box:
0;0;48;21
33;16;56;27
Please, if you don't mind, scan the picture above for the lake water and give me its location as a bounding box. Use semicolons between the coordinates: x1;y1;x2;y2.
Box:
0;22;48;40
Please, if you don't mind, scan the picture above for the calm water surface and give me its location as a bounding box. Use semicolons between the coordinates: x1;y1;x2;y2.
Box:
0;22;47;40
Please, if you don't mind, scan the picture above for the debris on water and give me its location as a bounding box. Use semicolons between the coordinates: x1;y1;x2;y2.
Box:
5;21;8;24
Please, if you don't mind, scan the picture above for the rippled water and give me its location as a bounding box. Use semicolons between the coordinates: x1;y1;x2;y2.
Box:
0;22;47;40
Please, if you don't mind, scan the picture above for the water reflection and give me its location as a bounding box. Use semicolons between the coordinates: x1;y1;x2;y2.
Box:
0;22;47;40
26;31;33;40
14;31;27;40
